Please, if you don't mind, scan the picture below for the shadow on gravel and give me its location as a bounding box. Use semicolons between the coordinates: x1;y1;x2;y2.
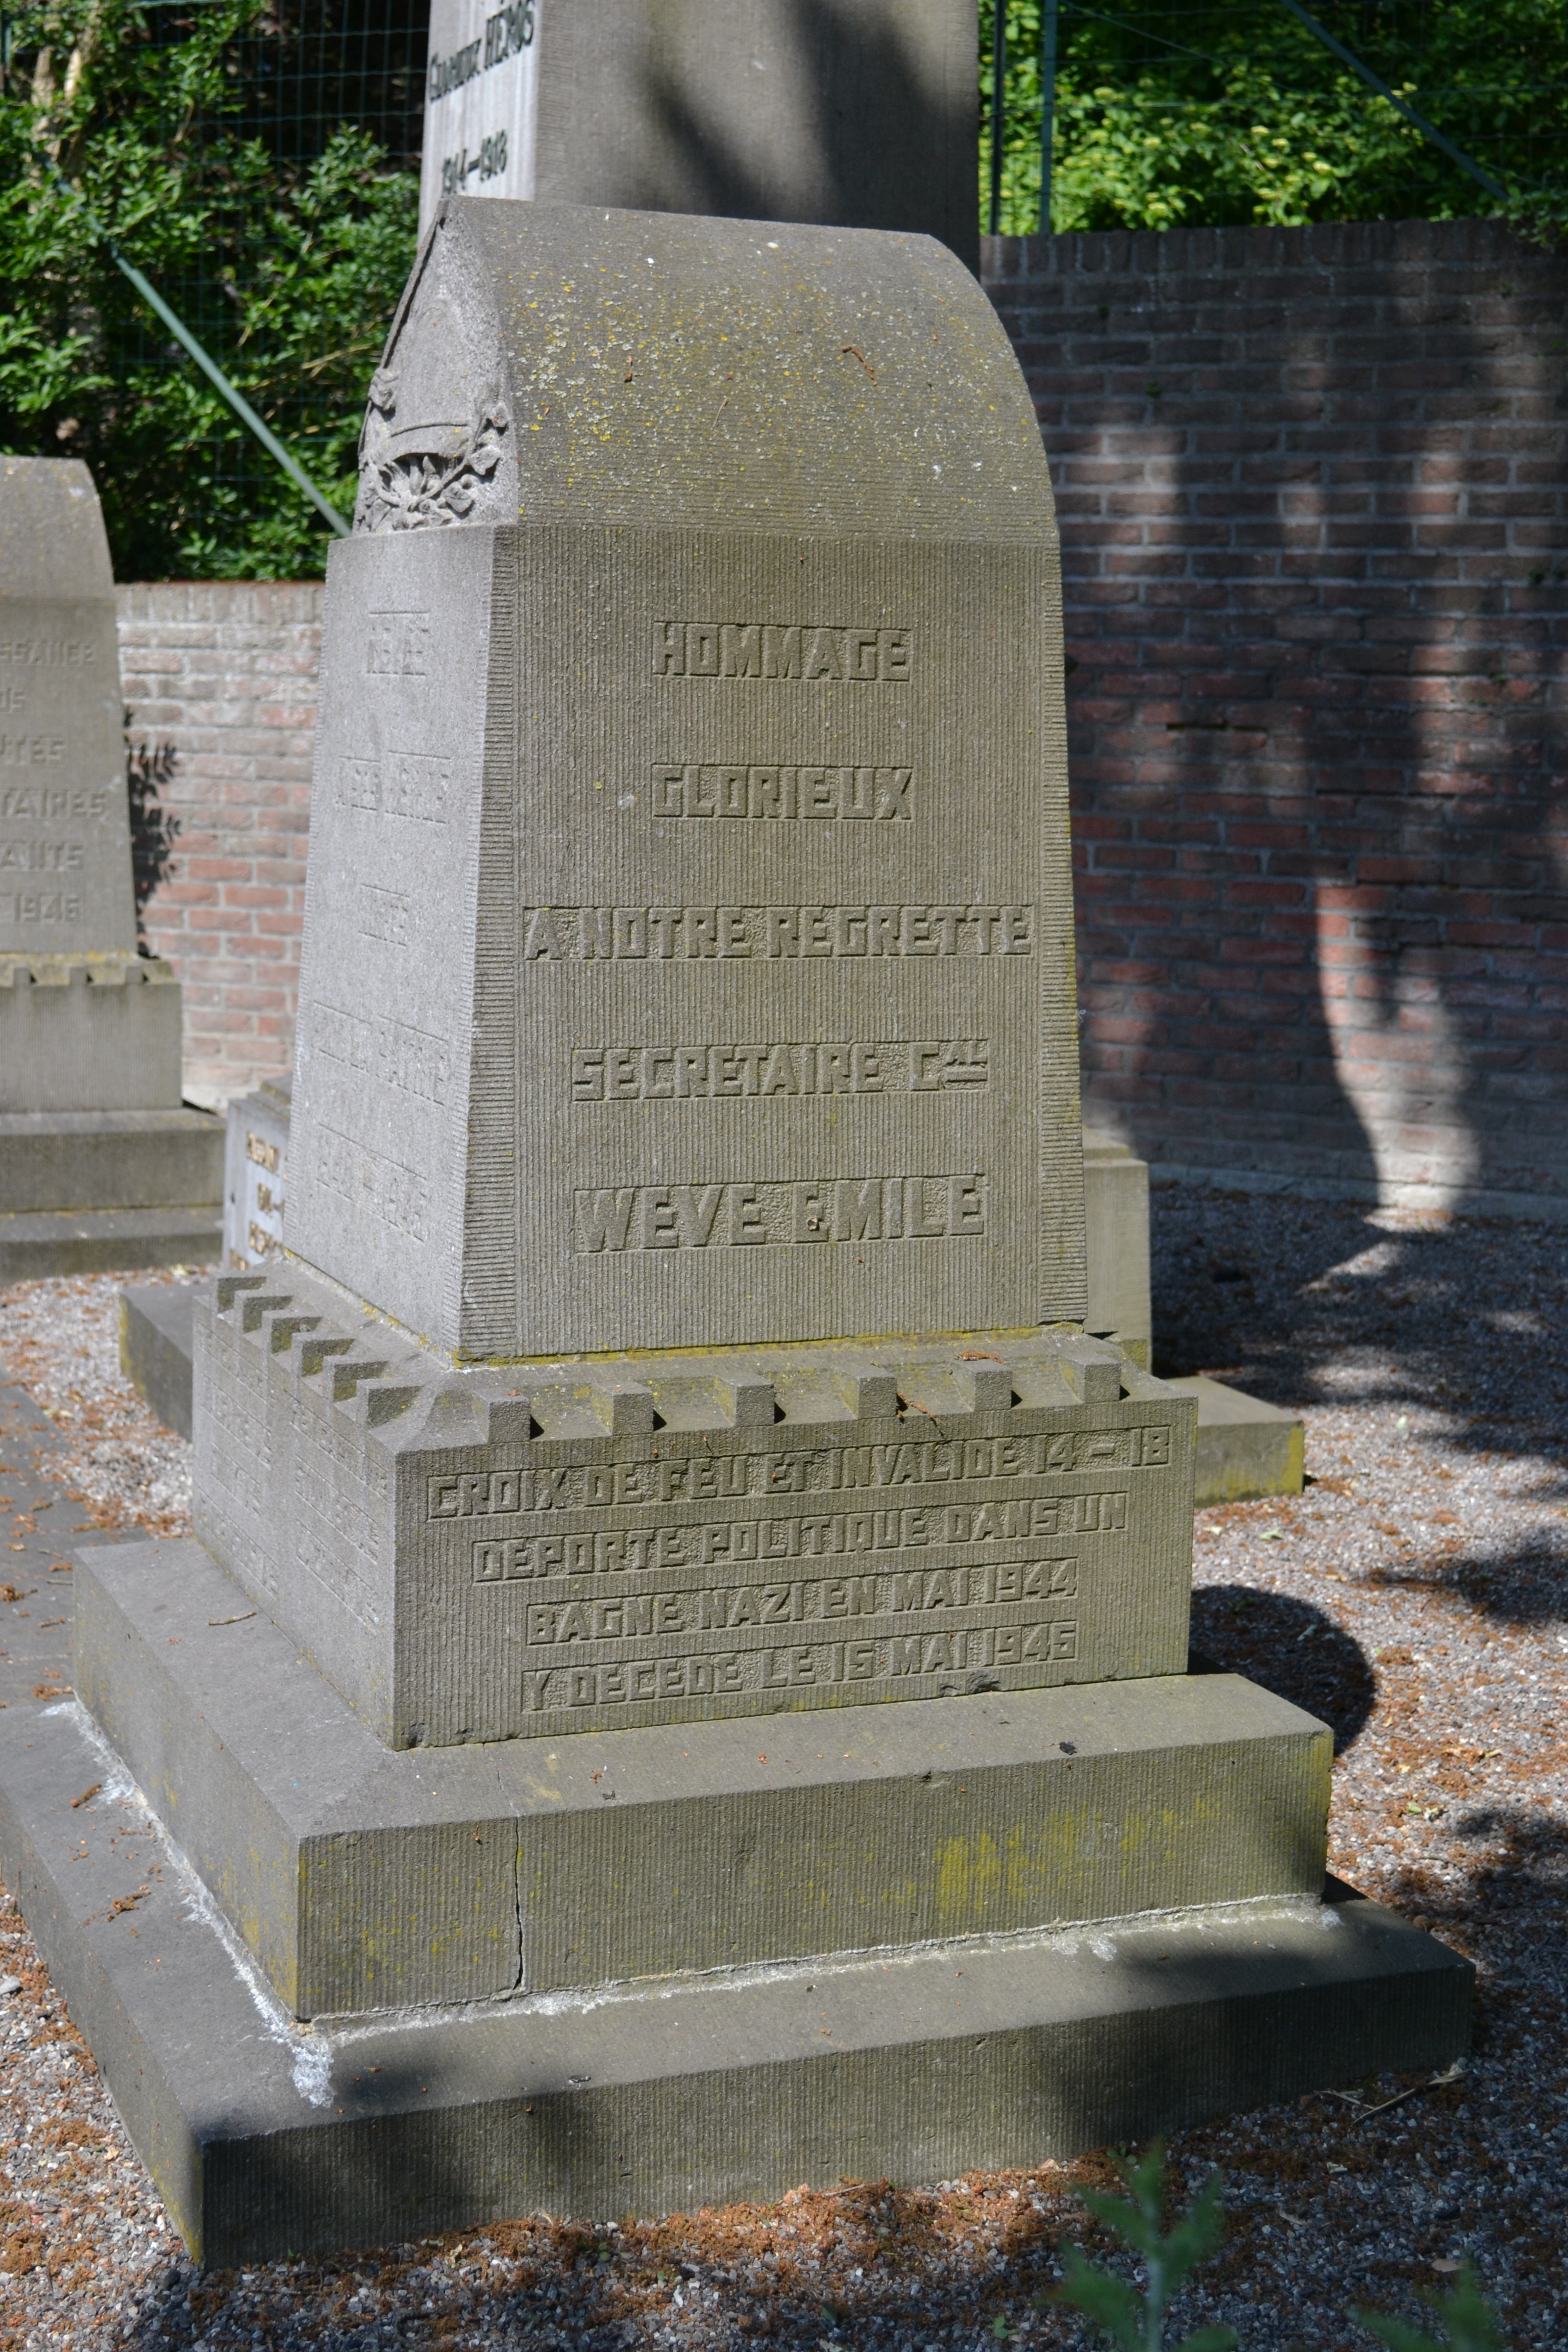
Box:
1190;1583;1377;1753
1387;1807;1568;1992
1367;1536;1568;1630
1150;1191;1568;1474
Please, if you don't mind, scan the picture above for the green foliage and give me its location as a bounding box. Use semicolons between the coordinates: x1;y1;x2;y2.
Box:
1353;2261;1509;2352
979;0;1568;235
1049;2141;1238;2352
0;0;419;578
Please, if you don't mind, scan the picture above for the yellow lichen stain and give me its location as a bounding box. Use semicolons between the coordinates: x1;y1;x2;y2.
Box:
934;1829;1001;1927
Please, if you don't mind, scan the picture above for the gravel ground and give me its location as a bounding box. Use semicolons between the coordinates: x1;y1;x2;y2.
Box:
0;1270;194;1539
0;1191;1562;2351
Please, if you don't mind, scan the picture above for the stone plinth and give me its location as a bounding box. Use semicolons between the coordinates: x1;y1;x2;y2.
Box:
0;954;181;1112
195;1269;1193;1748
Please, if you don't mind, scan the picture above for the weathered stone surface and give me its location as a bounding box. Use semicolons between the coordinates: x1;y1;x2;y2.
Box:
0;1106;222;1278
417;1;978;265
77;1535;1330;2020
1082;1128;1151;1362
298;202;1076;1359
0;1693;1472;2265
119;1285;198;1440
0;1204;220;1283
1171;1375;1307;1507
222;1077;289;1268
194;1267;1195;1747
0;1109;220;1213
0;459;135;960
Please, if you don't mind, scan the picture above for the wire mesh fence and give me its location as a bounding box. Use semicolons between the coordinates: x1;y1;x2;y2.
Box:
981;0;1568;238
0;1;428;576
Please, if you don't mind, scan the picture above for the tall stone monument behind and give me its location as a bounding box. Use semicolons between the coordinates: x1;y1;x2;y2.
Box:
0;206;1468;2265
417;0;978;265
0;459;222;1275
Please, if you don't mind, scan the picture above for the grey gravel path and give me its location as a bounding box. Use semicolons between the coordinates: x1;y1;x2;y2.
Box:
0;1195;1560;2351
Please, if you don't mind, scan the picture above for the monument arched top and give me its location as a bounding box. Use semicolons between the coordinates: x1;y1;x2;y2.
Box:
0;458;115;605
355;199;1054;544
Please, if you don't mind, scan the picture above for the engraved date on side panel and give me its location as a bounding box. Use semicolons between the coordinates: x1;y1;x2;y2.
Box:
426;1429;1172;1520
336;752;452;822
522;1621;1079;1719
518;1560;1081;1644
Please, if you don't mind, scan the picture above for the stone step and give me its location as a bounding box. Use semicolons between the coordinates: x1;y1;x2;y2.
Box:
1166;1375;1306;1505
0;1205;220;1283
0;1107;223;1217
118;1282;199;1439
76;1536;1333;2024
0;1688;1471;2266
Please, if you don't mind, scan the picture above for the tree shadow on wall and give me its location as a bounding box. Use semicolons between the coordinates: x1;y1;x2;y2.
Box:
1066;226;1568;1212
632;0;973;249
125;714;180;953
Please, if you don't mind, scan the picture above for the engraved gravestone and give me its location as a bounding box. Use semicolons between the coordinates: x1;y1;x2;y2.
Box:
0;462;219;1272
190;200;1160;1752
0;457;137;962
7;202;1464;2257
418;0;978;267
307;205;1080;1362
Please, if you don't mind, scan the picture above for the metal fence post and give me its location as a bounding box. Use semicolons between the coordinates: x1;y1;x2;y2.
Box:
988;0;1007;235
1040;0;1060;232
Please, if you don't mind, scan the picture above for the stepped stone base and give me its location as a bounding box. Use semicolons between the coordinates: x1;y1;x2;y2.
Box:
194;1269;1197;1750
0;1681;1472;2265
0;1204;220;1283
76;1539;1334;2020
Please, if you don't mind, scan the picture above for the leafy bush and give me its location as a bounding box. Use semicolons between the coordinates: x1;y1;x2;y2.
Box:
980;0;1568;235
1046;2141;1511;2352
0;1;418;579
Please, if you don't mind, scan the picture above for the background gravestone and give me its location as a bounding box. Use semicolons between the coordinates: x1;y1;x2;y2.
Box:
0;459;222;1275
0;206;1468;2264
417;0;978;266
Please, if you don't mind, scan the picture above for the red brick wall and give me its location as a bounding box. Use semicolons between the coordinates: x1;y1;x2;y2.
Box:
117;582;322;1104
984;217;1568;1218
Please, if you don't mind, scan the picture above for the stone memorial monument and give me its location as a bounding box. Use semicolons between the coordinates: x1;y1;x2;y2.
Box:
0;458;222;1277
0;204;1467;2264
418;0;978;265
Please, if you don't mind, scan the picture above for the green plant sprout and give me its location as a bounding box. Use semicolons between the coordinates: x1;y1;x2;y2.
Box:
1049;2141;1237;2352
1353;2261;1508;2352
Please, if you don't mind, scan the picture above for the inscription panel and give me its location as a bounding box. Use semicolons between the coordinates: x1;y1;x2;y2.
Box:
288;522;1080;1357
0;597;135;953
397;1412;1190;1741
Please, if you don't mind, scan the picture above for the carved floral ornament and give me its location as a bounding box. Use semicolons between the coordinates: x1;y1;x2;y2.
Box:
355;364;511;533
